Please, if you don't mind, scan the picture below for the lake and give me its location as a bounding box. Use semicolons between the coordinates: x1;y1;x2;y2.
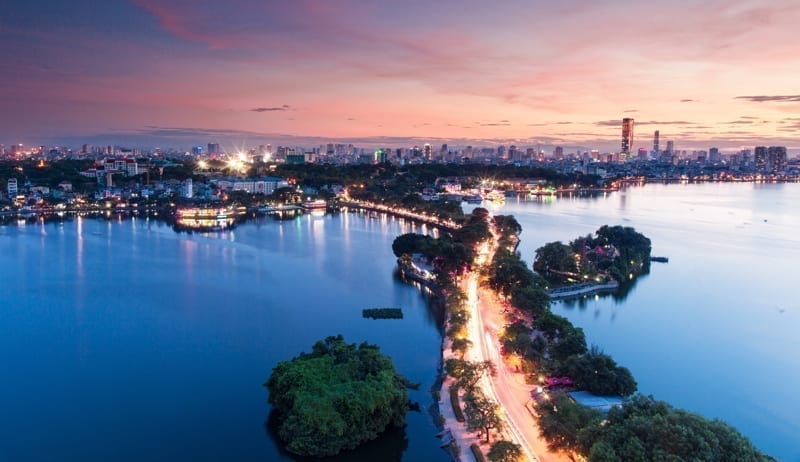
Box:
488;182;800;461
2;182;798;461
0;211;449;461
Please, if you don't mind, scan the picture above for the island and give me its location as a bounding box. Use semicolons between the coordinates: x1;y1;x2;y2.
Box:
533;225;652;299
264;335;413;457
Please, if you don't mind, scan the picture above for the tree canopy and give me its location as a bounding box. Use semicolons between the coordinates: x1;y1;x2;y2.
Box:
265;335;411;457
580;395;773;461
487;440;523;462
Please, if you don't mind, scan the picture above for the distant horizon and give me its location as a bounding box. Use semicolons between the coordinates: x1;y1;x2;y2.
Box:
3;127;800;156
2;1;799;153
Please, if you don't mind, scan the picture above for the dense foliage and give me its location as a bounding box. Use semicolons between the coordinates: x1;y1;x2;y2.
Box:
557;348;637;397
533;225;652;284
265;335;411;457
583;396;773;461
487;440;523;462
538;394;773;461
392;208;491;285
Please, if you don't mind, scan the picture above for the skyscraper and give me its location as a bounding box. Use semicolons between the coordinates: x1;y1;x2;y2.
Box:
767;146;787;172
754;146;767;172
666;140;674;154
653;130;660;154
621;118;634;155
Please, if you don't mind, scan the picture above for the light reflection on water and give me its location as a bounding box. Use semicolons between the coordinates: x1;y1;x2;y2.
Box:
0;212;447;462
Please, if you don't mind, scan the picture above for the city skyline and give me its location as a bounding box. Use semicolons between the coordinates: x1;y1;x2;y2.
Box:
2;1;800;151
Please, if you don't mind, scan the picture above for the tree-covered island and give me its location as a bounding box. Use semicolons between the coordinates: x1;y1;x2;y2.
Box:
265;335;414;457
534;225;652;286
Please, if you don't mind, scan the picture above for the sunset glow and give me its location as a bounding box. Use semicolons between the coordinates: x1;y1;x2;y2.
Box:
2;0;799;151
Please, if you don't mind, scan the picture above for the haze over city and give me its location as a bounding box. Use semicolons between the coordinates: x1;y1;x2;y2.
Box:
2;0;800;152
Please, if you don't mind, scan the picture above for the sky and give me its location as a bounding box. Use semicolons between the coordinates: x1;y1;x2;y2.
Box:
2;0;800;152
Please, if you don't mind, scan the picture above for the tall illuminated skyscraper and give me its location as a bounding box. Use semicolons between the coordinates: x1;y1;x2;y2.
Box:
621;118;634;155
653;130;660;154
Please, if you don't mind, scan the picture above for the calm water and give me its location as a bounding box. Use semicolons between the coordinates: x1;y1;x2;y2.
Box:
489;183;800;461
0;212;449;461
3;184;798;461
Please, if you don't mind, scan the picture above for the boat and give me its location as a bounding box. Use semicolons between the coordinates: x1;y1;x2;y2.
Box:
650;256;669;263
462;194;483;204
484;190;506;203
301;199;327;210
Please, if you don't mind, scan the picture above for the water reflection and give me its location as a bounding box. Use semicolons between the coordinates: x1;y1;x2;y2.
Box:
264;411;409;462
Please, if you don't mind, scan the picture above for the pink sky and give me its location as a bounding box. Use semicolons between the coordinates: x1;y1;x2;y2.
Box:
1;0;799;151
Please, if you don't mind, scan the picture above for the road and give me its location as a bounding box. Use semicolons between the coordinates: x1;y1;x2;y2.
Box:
462;240;570;462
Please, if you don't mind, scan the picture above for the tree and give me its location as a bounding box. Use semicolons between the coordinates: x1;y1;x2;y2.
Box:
444;359;495;392
487;440;523;462
537;394;602;453
464;390;504;443
488;249;537;296
533;241;577;276
510;285;550;317
450;337;473;358
559;347;637;397
580;395;774;461
265;335;411;457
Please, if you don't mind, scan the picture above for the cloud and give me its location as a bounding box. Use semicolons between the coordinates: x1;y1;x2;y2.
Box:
250;105;290;112
680;99;695;103
527;121;572;127
725;120;755;125
480;123;511;126
594;120;623;127
735;95;800;103
623;109;638;113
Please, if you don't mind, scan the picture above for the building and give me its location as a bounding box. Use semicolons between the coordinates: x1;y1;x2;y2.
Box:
652;130;660;155
768;146;787;172
709;147;720;162
621;118;634;155
7;178;17;196
666;140;674;154
182;178;193;199
220;177;288;195
754;146;768;172
207;143;220;155
423;143;432;161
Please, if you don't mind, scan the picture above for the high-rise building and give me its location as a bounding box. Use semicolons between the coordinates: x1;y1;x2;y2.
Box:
666;140;674;154
621;118;634;154
423;143;432;161
768;146;787;172
653;130;660;154
207;143;220;155
709;147;720;162
754;146;768;172
637;147;648;160
554;146;564;159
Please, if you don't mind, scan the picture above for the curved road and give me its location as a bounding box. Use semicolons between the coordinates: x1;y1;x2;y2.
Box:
463;240;570;462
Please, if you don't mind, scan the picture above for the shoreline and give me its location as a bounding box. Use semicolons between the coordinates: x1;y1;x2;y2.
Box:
547;281;619;300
